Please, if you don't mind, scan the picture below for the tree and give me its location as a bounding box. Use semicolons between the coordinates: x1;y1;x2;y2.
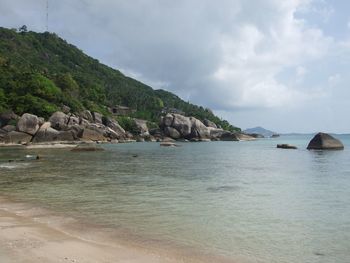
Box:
19;25;27;33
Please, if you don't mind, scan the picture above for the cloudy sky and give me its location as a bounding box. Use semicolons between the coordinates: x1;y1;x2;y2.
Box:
0;0;349;133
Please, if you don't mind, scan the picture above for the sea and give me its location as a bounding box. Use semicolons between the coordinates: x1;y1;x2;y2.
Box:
0;134;349;263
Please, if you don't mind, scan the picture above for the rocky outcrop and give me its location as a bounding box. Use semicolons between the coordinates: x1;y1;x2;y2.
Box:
4;131;32;144
203;119;217;128
16;113;40;135
219;131;239;141
307;132;344;150
161;113;210;139
236;133;256;141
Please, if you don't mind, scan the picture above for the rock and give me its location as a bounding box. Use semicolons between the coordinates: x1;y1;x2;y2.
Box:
246;133;264;138
136;137;145;142
134;119;149;134
172;114;192;137
219;131;239;141
38;117;45;126
0;111;18;127
32;122;58;142
164;127;181;139
162;137;176;142
71;144;105;152
67;115;80;126
49;112;69;130
62;105;71;114
271;134;280;138
162;113;174;127
79;110;94;123
81;128;107;142
32;122;75;142
92;112;103;124
277;144;297;149
236;133;256;141
307;132;344;150
16;113;39;135
1;125;16;133
103;117;126;138
203;119;217;128
4;131;32;144
190;117;210;139
208;128;225;139
160;142;177;147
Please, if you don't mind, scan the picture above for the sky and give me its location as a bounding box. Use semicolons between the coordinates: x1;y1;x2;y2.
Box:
0;0;349;133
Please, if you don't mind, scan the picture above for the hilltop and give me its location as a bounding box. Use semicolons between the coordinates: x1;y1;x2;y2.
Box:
0;26;239;132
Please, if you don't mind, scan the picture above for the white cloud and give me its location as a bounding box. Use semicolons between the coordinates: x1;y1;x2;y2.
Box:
0;0;348;132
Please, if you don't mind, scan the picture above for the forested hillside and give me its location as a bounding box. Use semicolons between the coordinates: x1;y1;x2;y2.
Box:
0;27;239;131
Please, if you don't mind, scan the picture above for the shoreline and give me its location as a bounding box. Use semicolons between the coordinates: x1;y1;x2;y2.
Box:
0;196;239;263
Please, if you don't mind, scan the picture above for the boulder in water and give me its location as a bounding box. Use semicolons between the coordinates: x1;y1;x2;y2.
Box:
307;132;344;150
277;144;297;149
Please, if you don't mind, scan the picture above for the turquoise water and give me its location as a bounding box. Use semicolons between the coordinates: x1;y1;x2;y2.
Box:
1;135;350;262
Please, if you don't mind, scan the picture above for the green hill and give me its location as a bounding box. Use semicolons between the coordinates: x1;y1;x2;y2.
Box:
0;26;240;131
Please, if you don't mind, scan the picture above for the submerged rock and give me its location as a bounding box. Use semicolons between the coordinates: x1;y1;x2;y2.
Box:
307;132;344;150
71;144;105;152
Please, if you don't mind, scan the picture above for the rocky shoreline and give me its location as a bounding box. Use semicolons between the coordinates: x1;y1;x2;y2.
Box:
0;110;255;147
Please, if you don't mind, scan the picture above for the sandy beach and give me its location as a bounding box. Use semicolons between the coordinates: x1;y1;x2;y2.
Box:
0;197;237;263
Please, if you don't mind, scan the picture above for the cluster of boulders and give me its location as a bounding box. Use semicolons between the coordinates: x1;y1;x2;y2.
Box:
0;110;255;145
0;110;128;144
157;113;254;142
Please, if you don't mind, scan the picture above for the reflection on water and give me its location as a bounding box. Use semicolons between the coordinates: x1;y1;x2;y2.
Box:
0;135;350;263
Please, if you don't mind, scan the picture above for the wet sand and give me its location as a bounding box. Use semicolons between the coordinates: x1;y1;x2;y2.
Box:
0;197;238;263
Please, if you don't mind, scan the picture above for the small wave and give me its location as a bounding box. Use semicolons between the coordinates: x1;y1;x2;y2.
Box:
0;163;31;169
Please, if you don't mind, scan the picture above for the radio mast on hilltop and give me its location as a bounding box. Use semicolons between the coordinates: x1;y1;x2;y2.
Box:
46;0;49;31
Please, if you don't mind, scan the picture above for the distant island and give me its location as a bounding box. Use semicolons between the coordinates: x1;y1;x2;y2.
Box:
243;126;279;138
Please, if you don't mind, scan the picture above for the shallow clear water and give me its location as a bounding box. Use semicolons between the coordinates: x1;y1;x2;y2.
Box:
1;135;350;263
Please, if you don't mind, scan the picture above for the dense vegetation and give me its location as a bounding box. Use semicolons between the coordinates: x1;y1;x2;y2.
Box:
0;26;240;131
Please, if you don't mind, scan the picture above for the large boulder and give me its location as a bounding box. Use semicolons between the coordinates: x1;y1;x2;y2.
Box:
81;128;107;142
307;132;344;150
189;117;210;139
172;114;192;137
4;131;32;144
16;113;39;135
133;119;149;135
32;122;75;142
164;126;181;139
49;111;69;130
